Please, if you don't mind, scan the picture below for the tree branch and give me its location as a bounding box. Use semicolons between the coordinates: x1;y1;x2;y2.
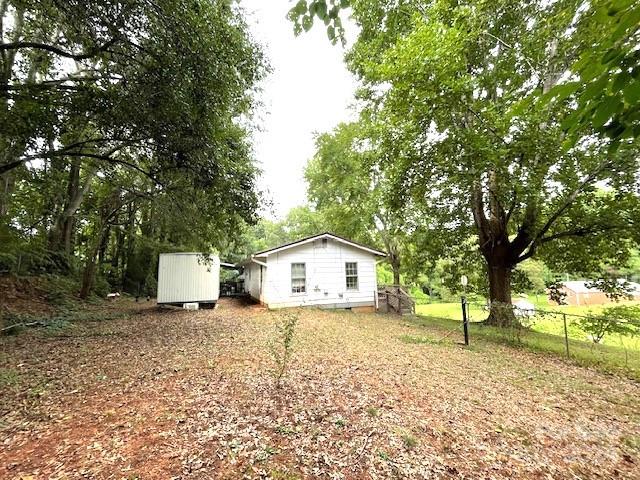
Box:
0;38;118;61
516;158;614;262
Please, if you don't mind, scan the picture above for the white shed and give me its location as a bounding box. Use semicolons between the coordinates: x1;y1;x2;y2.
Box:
240;233;386;311
157;253;220;306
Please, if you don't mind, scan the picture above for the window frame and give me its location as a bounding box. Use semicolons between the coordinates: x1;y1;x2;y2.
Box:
291;262;306;294
345;262;358;291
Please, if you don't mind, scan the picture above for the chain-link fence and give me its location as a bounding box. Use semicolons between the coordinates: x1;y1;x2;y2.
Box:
453;300;640;378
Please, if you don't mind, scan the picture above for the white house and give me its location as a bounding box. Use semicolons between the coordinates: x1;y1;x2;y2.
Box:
240;232;386;310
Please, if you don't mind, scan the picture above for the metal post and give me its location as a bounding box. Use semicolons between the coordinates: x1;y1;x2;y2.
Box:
461;296;469;346
562;313;570;358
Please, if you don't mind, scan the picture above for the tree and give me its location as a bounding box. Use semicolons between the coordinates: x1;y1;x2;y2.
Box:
305;122;427;284
334;0;640;326
0;0;266;298
542;0;640;144
580;304;640;344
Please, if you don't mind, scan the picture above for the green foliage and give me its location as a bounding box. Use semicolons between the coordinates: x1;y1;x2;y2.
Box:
580;305;640;343
288;0;349;44
306;121;430;284
299;0;640;326
401;433;418;450
269;311;299;389
0;368;20;387
540;0;640;144
1;0;266;298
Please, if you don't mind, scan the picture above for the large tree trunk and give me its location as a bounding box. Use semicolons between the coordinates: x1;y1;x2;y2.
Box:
0;6;25;220
0;172;14;218
472;178;519;327
390;251;401;285
485;262;516;326
80;232;104;300
49;161;97;255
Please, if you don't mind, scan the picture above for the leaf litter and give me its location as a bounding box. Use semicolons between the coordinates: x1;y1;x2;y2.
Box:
1;298;638;479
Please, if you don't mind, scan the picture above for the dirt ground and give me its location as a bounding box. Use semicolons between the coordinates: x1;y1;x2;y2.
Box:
1;298;639;479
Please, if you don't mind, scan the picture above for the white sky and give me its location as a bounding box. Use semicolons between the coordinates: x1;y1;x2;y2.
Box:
241;1;358;219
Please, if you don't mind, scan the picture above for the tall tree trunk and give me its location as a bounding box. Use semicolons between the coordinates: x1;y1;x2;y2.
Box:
79;196;125;299
485;261;515;326
0;172;14;218
49;161;97;255
80;229;105;299
472;180;518;326
0;6;25;220
390;252;401;285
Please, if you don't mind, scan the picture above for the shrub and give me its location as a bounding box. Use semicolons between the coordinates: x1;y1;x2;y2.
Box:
580;305;640;344
269;311;298;389
93;274;112;299
402;433;418;450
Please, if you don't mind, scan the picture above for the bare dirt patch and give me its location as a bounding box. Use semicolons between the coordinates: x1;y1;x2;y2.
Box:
1;298;638;479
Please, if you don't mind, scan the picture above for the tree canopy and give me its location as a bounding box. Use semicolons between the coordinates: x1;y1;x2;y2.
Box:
1;0;266;297
297;0;640;325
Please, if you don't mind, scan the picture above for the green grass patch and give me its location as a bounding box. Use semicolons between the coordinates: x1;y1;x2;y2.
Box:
2;309;129;336
0;368;20;387
401;433;418;450
398;334;438;345
410;313;640;380
416;299;640;350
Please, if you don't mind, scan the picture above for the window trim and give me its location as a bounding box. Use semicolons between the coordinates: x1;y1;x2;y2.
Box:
291;262;306;295
345;262;358;291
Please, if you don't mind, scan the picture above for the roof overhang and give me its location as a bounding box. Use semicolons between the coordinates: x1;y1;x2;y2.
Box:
252;232;387;258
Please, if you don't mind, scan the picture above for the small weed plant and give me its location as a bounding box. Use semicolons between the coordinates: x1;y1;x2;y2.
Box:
269;311;298;389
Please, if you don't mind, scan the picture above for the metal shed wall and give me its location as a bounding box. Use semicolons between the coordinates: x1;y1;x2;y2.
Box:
157;253;220;304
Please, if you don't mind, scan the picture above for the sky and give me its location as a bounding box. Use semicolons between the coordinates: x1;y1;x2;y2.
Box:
241;1;358;220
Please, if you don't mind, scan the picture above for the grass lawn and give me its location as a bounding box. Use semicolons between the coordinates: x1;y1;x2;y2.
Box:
1;298;639;479
417;299;640;357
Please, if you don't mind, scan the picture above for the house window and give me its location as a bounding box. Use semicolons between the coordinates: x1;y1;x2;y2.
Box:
345;262;358;290
291;263;306;293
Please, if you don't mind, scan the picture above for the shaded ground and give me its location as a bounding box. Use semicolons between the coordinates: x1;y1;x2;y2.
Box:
1;298;639;479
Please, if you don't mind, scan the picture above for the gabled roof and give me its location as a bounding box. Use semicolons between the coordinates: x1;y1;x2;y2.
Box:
562;280;640;294
252;232;387;258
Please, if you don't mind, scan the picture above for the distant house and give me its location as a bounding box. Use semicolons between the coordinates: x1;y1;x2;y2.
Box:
240;233;386;311
549;280;640;306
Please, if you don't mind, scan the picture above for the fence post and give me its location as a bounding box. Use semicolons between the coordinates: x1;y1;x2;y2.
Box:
562;313;570;359
461;296;469;346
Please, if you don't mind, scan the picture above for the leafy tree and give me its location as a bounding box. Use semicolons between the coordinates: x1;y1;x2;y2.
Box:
0;0;266;298
287;0;350;44
335;0;640;325
541;0;640;144
306;122;428;284
580;304;640;344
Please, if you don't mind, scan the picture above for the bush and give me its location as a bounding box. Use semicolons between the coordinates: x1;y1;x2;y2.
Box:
43;275;79;306
93;274;112;299
269;311;298;389
580;305;640;343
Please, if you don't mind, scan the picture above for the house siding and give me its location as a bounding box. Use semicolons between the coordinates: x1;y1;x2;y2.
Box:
261;238;378;309
244;260;267;303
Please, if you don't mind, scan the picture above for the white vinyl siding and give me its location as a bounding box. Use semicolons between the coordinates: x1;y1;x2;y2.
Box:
291;263;306;293
244;260;267;303
345;262;358;290
260;238;378;308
